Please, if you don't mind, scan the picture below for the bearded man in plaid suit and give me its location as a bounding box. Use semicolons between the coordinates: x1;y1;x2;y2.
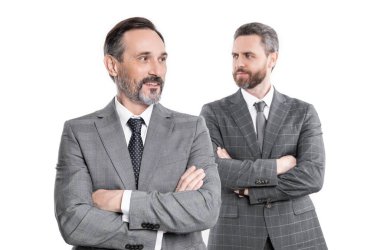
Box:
201;22;327;250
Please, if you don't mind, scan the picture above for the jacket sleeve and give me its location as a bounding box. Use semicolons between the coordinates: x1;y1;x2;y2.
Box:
54;121;157;249
248;104;325;204
200;104;278;190
127;117;221;233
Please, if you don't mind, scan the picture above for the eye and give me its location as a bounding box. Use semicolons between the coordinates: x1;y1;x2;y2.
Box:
232;54;238;60
138;56;148;62
245;53;255;59
159;56;167;63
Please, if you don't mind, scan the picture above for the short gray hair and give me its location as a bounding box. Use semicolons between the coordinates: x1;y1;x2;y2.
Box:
234;22;279;55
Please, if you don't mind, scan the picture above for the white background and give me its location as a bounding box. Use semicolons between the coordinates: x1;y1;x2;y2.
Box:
1;0;379;249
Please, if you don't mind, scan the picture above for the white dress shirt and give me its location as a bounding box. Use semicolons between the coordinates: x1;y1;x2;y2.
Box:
115;97;164;250
241;85;274;131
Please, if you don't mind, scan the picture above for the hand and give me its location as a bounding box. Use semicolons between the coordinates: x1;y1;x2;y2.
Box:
176;166;205;192
92;189;123;213
217;147;231;159
276;155;297;175
234;188;249;197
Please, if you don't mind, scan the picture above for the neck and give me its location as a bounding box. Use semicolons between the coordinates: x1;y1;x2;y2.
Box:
117;93;148;116
245;79;271;99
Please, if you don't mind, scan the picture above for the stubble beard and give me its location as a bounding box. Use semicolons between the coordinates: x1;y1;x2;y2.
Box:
233;67;267;90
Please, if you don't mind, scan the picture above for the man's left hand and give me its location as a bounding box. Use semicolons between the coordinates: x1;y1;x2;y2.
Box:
217;147;232;159
92;189;124;212
234;188;249;197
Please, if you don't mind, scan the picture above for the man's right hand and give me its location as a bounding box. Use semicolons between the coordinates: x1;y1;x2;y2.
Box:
276;155;297;175
175;166;205;192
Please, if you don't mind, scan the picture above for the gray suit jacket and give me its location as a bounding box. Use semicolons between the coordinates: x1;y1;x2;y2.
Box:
200;89;327;250
54;100;221;250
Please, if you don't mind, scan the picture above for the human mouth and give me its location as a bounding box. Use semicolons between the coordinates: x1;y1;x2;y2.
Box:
144;82;160;87
235;71;249;77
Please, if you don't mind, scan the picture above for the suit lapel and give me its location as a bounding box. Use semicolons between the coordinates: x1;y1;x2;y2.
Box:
94;100;136;190
262;89;291;158
138;104;173;191
227;90;261;159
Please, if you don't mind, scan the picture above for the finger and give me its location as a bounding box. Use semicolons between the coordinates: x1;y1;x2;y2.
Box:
244;188;249;195
217;148;228;158
180;169;204;191
221;148;231;159
192;180;204;190
233;190;244;198
216;147;223;158
176;168;202;192
177;169;204;192
176;166;197;191
185;171;206;191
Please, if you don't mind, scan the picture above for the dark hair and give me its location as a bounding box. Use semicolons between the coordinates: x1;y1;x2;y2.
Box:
234;22;279;55
104;17;164;62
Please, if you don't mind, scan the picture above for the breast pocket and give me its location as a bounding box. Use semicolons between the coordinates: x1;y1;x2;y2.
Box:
149;154;189;192
158;153;189;166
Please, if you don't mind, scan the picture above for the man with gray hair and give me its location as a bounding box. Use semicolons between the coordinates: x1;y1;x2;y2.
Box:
201;22;327;249
55;17;221;250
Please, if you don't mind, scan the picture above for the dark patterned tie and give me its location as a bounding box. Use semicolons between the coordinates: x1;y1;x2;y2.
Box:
254;101;266;153
127;118;144;189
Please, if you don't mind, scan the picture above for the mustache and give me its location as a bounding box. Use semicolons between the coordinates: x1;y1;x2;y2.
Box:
234;69;250;74
140;76;164;85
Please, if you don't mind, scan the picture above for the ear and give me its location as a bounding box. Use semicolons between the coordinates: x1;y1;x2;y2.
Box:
104;55;119;77
268;52;278;70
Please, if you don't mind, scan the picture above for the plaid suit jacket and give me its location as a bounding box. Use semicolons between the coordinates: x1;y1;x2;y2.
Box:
201;89;327;250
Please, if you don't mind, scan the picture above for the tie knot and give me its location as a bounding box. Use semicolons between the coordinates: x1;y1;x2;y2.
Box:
254;101;266;113
127;118;144;134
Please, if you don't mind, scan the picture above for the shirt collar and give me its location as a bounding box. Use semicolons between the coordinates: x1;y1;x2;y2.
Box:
241;85;274;109
115;97;154;127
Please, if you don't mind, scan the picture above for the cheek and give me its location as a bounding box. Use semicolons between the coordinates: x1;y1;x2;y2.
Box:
124;63;148;79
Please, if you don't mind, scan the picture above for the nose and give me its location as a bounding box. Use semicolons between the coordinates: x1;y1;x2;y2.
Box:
234;55;245;70
148;60;166;78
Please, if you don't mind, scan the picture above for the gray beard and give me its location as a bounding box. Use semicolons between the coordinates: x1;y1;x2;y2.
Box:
116;77;162;106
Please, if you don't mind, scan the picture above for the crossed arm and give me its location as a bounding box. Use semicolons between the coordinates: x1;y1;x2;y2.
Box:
216;147;296;197
92;166;206;213
200;103;325;204
54;117;221;249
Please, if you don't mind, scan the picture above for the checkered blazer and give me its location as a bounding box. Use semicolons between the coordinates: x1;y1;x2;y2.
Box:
200;89;327;250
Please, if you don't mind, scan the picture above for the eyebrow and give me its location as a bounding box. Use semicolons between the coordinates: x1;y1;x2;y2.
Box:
232;51;255;55
136;52;168;57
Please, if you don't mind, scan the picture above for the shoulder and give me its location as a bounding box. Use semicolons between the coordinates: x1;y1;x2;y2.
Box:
157;104;207;134
204;92;237;108
64;100;114;127
158;104;200;123
278;91;319;117
201;92;239;117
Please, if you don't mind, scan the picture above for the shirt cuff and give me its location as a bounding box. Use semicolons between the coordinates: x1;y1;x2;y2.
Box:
154;231;164;250
121;190;132;222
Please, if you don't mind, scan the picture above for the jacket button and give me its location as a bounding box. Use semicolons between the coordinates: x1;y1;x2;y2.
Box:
141;223;146;228
138;245;144;249
154;224;160;230
125;244;131;249
266;203;272;208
